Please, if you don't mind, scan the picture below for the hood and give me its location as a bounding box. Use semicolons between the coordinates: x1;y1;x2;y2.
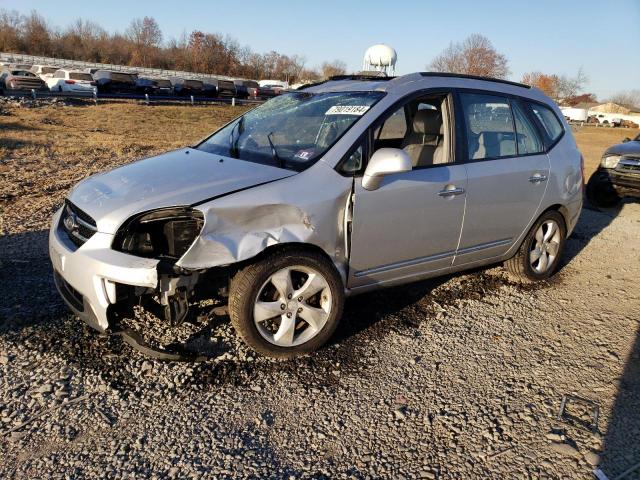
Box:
68;148;295;233
605;140;640;157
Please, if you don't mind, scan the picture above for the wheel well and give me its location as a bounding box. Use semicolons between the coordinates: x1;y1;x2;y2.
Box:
541;204;569;231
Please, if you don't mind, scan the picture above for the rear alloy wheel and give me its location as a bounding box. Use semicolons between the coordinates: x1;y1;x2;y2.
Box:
229;249;344;358
505;210;566;282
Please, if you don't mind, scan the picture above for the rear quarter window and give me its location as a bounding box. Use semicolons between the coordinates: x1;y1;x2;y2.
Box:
529;103;563;142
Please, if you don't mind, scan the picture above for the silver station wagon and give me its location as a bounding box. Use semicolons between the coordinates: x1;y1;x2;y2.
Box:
49;72;583;358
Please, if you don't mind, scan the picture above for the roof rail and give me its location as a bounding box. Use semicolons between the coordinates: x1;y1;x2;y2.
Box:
419;72;531;89
329;74;395;81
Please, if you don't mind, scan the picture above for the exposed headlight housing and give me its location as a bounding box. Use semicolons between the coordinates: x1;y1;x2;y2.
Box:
114;207;204;260
601;154;621;169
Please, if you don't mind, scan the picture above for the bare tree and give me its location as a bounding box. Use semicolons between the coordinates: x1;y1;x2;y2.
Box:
126;16;162;66
606;90;640;109
429;34;509;79
555;67;588;100
320;60;347;79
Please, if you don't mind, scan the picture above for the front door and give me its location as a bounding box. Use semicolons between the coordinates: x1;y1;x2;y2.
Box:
347;92;467;289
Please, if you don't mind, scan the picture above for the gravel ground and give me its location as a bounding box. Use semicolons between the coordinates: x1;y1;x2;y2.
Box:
0;201;638;479
1;100;639;478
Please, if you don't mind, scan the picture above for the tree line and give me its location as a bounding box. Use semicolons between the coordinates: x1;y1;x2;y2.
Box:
0;10;346;83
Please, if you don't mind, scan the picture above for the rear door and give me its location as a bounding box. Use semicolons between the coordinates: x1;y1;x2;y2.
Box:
453;92;549;266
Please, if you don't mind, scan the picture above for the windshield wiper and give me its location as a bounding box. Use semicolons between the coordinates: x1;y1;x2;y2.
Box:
228;116;244;158
267;132;284;168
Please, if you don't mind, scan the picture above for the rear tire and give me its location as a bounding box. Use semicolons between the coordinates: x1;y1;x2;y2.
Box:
229;248;344;358
505;210;566;283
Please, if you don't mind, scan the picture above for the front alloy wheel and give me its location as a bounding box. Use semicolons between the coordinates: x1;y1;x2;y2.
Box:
229;248;344;358
253;265;332;347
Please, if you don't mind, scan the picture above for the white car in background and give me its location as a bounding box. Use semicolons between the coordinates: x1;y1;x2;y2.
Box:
47;69;96;93
30;64;59;80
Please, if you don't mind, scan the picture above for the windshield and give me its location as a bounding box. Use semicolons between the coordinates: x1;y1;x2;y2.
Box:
197;91;384;170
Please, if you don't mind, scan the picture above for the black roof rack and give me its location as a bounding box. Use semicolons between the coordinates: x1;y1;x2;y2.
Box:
329;74;395;81
419;72;531;89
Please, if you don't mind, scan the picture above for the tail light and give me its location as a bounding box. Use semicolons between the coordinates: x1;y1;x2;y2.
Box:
65;80;76;84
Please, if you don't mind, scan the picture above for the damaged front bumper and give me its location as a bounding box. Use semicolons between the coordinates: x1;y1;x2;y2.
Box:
49;207;159;331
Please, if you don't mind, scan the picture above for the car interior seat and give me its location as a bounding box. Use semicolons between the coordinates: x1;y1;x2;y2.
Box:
401;109;443;167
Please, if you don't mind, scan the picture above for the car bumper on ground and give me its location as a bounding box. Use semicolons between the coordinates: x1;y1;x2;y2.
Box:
48;207;159;331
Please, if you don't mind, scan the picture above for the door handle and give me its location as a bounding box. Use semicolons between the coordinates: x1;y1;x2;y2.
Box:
529;174;548;183
438;185;465;197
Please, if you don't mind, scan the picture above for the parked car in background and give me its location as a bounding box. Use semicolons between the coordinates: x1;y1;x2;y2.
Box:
234;80;259;99
50;72;583;358
256;85;281;100
46;69;96;93
93;70;138;94
258;79;288;90
216;79;238;98
30;65;59;80
135;76;158;95
0;69;47;92
586;132;640;207
171;78;206;96
153;78;173;95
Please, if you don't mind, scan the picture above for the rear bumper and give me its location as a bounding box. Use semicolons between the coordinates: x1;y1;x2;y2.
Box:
49;207;159;331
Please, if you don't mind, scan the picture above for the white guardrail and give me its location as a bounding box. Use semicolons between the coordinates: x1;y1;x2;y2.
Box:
0;52;245;82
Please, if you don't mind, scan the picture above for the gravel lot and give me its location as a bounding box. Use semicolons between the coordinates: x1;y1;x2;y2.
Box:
1;100;639;478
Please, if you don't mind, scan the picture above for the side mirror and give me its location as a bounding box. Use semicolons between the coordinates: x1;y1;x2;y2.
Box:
362;148;412;191
623;137;631;143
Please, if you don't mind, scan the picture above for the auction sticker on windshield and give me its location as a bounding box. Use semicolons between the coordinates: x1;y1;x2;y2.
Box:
325;105;371;115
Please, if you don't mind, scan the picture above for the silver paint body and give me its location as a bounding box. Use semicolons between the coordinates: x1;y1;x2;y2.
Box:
49;73;583;330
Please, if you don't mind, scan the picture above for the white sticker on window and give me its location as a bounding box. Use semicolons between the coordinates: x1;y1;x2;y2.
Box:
325;105;371;116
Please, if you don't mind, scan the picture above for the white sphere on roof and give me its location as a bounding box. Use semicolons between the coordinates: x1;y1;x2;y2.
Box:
363;44;397;74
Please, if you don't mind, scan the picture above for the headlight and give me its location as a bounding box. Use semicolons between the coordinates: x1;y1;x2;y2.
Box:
114;207;204;259
601;154;621;169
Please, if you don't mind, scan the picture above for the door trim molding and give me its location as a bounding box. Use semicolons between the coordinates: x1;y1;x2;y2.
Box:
354;250;456;278
456;238;512;256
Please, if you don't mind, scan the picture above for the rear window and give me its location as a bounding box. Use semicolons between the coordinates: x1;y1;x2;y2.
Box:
155;79;171;87
529;103;563;141
110;73;135;83
41;67;58;74
185;80;203;88
12;71;36;77
460;93;516;160
70;73;93;81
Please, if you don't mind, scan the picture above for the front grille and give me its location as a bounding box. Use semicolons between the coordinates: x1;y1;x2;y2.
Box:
617;157;640;175
54;271;84;312
60;200;97;248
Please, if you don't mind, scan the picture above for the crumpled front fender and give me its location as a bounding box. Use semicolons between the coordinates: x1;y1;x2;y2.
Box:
176;162;353;282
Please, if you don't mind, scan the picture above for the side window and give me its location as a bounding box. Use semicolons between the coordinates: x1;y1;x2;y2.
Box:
377;106;407;140
341;144;364;174
512;101;544;154
460;93;516;160
529;103;563;141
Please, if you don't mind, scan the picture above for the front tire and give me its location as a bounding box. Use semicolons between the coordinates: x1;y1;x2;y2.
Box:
229;248;344;358
505;210;566;283
586;170;621;208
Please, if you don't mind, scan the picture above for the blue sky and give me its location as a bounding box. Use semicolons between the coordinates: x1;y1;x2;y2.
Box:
2;0;639;98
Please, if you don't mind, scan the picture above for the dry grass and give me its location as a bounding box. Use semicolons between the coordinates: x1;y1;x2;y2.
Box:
572;125;635;177
0;101;636;235
0;101;249;234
